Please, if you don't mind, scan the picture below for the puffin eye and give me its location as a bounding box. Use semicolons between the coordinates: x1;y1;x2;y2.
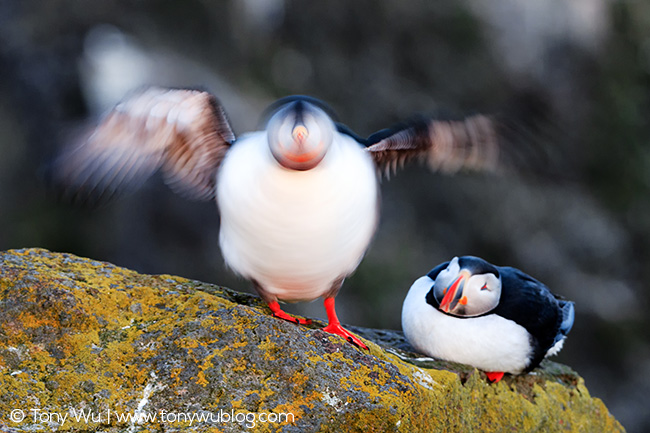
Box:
480;283;488;291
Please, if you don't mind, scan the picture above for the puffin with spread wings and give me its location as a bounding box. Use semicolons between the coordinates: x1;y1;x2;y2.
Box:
54;87;502;350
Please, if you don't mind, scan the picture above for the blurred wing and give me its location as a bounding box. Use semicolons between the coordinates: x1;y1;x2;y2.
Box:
365;115;499;177
53;87;235;203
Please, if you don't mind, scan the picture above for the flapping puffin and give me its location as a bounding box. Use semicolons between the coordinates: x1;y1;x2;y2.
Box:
402;256;574;381
53;87;502;350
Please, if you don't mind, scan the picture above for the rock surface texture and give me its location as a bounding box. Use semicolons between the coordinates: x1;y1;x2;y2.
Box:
0;249;624;432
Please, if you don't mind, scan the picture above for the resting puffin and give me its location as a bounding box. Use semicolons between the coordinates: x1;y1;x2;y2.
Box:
53;87;502;350
401;256;574;381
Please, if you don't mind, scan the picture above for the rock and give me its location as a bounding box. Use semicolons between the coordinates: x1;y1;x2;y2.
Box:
0;248;624;432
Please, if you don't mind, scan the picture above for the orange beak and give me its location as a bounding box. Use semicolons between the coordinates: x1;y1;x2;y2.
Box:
292;125;309;144
439;274;466;313
281;125;323;163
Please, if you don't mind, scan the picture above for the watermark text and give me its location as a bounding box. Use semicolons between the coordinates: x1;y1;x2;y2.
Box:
8;408;294;429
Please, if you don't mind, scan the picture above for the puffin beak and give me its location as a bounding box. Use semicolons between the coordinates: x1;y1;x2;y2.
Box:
282;123;323;164
292;124;309;146
439;272;468;313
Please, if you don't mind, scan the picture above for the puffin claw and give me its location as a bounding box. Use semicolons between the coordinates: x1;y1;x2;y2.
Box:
268;301;311;325
323;322;368;350
272;312;311;325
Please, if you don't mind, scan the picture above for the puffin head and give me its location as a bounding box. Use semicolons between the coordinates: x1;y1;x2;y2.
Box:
430;256;501;317
266;96;336;171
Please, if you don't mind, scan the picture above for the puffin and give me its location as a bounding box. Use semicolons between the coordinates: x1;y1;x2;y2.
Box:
401;256;574;381
53;87;502;350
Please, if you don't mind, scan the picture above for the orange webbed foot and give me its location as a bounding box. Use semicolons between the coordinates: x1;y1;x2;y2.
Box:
485;371;505;383
321;296;368;350
322;322;369;350
268;301;312;325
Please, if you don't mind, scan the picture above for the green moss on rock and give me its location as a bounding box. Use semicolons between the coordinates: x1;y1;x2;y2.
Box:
0;248;624;432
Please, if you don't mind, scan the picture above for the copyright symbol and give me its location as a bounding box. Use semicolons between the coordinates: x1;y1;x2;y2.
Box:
10;409;25;423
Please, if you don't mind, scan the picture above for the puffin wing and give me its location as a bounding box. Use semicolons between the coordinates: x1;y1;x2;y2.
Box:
52;87;235;203
364;115;499;177
495;267;571;364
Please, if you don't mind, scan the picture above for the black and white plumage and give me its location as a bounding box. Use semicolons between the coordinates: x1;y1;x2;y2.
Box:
402;256;574;380
52;87;504;349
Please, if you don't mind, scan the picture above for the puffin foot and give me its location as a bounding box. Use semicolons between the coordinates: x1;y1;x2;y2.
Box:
267;301;312;325
322;322;369;350
321;297;368;350
485;371;505;383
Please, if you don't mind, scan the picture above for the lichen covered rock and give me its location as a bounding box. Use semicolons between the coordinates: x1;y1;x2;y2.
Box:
0;248;623;432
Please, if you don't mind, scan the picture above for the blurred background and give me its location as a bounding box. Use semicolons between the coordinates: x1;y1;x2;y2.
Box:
1;0;649;430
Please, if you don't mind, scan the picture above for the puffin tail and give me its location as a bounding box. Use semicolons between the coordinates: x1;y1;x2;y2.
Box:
546;299;575;358
558;300;575;337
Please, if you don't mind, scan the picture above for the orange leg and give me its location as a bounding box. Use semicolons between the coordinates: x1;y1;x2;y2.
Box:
485;371;505;383
322;297;368;350
268;301;312;325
